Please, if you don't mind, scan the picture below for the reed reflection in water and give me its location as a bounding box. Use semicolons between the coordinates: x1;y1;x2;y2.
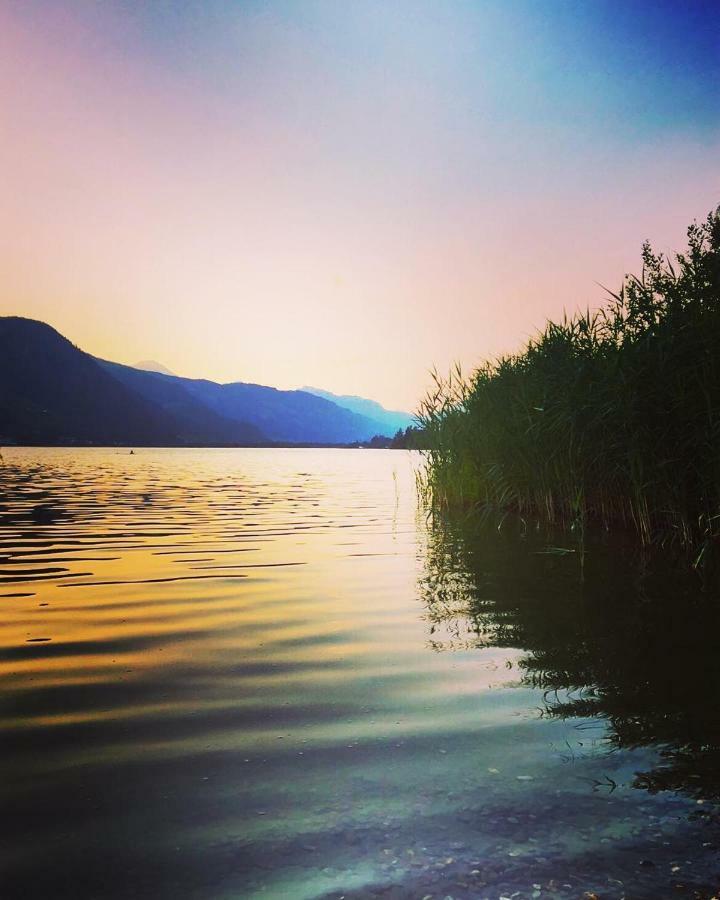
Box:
0;448;719;899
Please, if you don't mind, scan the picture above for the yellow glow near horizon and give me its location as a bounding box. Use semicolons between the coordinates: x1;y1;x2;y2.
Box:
1;3;717;410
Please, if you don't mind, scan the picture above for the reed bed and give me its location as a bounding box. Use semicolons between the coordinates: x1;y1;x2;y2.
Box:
419;207;720;564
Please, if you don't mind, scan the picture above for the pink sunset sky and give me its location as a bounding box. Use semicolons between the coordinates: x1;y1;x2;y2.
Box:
1;1;718;411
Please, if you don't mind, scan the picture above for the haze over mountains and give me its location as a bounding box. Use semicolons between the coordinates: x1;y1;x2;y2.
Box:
133;360;175;377
302;387;414;434
0;317;412;447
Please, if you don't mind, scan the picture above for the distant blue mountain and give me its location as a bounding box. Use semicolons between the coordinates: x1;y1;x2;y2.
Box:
133;359;175;376
101;362;397;444
0;316;408;446
302;387;414;435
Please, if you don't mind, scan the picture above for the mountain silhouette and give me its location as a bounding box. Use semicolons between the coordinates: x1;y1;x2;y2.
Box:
0;317;265;446
100;363;396;444
0;317;401;446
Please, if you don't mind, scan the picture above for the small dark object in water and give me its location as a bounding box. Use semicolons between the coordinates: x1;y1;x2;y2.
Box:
639;859;655;867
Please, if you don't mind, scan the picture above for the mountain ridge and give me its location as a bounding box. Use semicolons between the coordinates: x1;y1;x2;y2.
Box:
0;316;251;446
98;362;392;444
0;316;405;446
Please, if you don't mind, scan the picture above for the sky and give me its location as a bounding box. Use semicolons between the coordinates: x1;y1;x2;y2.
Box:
1;1;718;411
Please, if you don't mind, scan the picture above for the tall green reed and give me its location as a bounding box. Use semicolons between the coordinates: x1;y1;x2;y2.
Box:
419;207;720;563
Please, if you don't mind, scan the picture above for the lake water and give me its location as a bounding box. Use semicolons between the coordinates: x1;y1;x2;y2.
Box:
1;448;719;899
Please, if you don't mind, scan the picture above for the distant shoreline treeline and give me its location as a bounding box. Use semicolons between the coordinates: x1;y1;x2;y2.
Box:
0;433;424;451
347;426;425;449
419;207;720;564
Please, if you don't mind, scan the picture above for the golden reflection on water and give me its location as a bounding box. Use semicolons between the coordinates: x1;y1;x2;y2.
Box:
4;450;517;769
2;448;718;900
1;448;421;697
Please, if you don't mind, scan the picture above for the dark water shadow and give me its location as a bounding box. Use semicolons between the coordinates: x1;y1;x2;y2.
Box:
419;512;720;812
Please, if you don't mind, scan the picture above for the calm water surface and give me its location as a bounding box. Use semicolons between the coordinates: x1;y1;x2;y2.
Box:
1;448;719;899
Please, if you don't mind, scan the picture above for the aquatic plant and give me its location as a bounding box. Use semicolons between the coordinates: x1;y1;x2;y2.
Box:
419;207;720;560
